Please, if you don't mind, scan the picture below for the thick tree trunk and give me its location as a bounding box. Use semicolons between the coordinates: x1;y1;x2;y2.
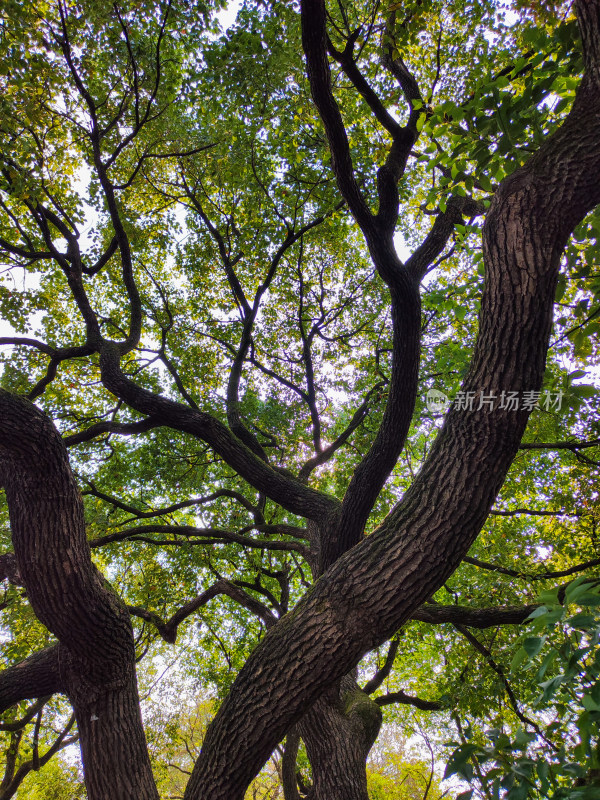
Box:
0;391;158;800
71;670;158;798
294;515;382;800
298;676;381;800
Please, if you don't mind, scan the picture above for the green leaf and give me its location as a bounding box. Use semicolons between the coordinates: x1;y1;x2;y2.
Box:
522;636;546;658
566;578;597;604
582;694;600;712
444;744;480;780
526;605;549;620
539;675;564;702
511;647;529;673
567;613;596;629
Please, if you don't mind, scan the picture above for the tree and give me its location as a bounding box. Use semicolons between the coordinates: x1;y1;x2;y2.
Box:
0;0;600;798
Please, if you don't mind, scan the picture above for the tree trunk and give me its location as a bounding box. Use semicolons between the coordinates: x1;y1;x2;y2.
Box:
281;728;302;800
292;515;382;800
71;669;158;799
0;391;158;800
298;676;381;800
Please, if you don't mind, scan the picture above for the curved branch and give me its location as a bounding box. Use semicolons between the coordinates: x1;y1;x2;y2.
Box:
298;382;384;480
454;624;554;748
327;34;403;138
0;697;50;733
301;0;373;232
322;276;421;570
0;340;93;401
463;555;600;580
128;579;278;644
64;416;163;447
489;507;583;517
82;484;261;523
89;524;309;557
97;344;338;521
362;637;399;695
519;437;600;451
0;648;63;715
0;391;131;663
301;2;429;574
374;690;443;711
0;714;78;800
0;338;56;356
405;196;485;282
412;603;537;628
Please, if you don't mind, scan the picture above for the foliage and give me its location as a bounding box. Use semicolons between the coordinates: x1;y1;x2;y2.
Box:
15;757;86;800
445;579;600;799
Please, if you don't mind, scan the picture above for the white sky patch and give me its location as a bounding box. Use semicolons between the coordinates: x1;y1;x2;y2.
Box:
217;0;242;31
393;230;412;263
535;545;553;561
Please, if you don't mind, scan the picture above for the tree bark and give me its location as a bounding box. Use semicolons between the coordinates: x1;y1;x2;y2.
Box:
0;648;62;713
298;676;381;800
281;728;302;800
0;391;158;800
293;515;382;800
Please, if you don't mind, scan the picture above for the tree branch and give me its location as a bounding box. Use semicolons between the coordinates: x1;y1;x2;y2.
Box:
374;690;443;711
519;437;600;451
454;624;555;748
89;524;309;557
0;648;63;714
0;697;50;733
64;416;163;447
301;0;373;232
405;195;485;282
0;714;78;799
362;637;400;695
298;382;385;480
97;343;339;522
128;579;278;644
463;555;600;580
412;602;537;628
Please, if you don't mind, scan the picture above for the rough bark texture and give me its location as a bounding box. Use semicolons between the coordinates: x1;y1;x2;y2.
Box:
281;728;302;800
183;3;600;795
296;519;383;800
0;648;62;714
0;391;158;800
298;677;382;800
